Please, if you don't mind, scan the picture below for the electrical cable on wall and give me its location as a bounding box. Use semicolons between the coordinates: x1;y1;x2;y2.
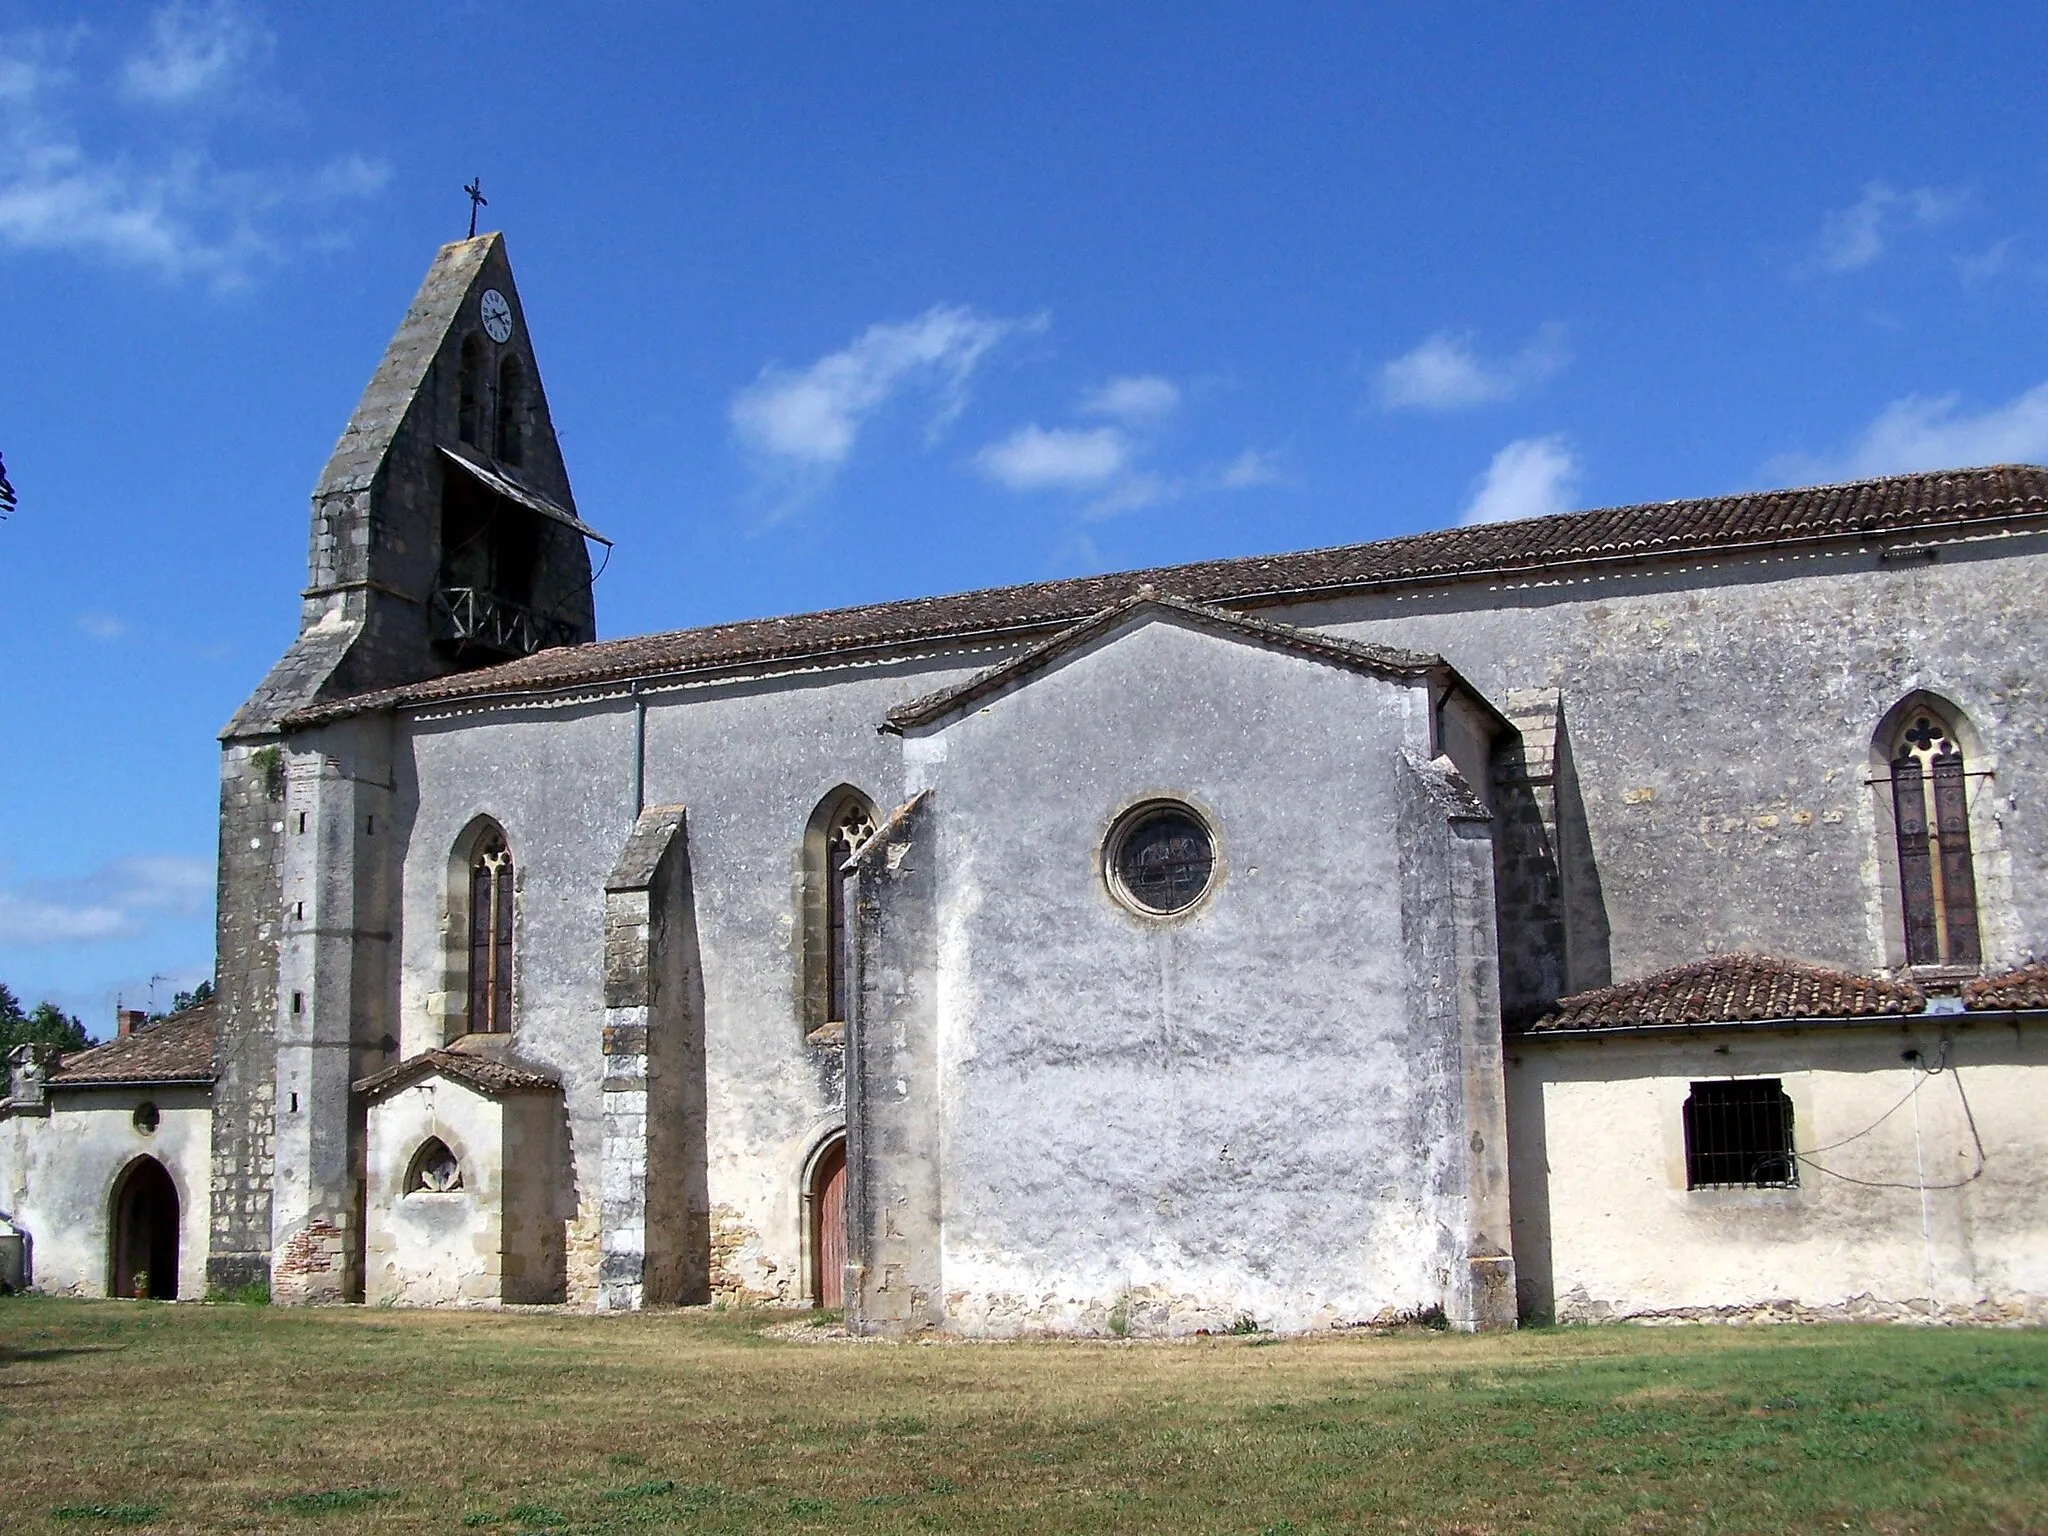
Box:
1792;1037;1987;1191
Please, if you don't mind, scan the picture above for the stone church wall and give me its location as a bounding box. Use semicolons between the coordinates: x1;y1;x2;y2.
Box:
1296;533;2048;1011
1507;1018;2048;1323
390;651;990;1307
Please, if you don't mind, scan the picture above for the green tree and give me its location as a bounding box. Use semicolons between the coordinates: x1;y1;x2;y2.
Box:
0;983;91;1062
148;978;214;1024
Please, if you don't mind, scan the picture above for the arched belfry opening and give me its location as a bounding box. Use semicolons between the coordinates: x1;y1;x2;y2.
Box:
435;469;547;665
457;332;486;447
494;354;526;466
1882;696;1982;969
801;789;879;1037
110;1157;179;1300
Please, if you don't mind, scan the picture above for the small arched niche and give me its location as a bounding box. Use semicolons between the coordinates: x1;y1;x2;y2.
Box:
404;1137;464;1195
799;787;878;1037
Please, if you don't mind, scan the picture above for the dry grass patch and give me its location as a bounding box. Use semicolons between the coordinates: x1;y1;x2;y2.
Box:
0;1297;2043;1533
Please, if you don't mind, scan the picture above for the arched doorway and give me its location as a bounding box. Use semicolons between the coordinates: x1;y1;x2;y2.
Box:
810;1137;846;1310
110;1158;179;1300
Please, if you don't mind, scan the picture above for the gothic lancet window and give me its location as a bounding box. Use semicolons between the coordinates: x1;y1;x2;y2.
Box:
457;333;486;447
468;832;515;1032
494;354;526;465
1890;707;1980;968
825;799;877;1025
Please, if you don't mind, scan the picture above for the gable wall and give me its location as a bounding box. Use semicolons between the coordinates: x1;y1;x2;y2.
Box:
891;621;1481;1333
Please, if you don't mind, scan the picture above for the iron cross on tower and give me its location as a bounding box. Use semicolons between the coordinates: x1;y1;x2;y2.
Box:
464;178;488;238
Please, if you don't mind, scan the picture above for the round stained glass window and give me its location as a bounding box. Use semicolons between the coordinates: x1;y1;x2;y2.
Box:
1109;804;1216;915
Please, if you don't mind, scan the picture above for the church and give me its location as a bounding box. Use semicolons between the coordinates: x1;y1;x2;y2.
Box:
4;233;2045;1330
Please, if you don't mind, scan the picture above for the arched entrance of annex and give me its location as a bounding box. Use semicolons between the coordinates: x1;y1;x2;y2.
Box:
807;1134;847;1310
110;1157;179;1300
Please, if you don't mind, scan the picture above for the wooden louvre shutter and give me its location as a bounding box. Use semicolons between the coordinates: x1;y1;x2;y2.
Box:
1930;753;1981;966
1892;756;1939;965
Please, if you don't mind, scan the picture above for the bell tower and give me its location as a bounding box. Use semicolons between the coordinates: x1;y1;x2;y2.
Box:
233;231;601;732
207;234;604;1294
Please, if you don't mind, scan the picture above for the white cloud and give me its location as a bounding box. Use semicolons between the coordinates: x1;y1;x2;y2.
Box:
731;305;1037;474
76;612;126;641
0;855;212;946
1773;381;2048;485
975;424;1130;490
1814;182;1964;274
1219;447;1284;489
1077;374;1180;423
1955;237;2013;288
121;0;269;106
1376;324;1569;411
1462;436;1579;525
0;18;385;286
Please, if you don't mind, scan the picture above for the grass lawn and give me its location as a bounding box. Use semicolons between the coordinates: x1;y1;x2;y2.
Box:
0;1298;2043;1534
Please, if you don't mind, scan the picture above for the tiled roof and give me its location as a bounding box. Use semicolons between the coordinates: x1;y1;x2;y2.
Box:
884;590;1442;730
354;1047;561;1101
1528;954;1926;1032
1964;963;2048;1011
50;1000;216;1087
283;465;2048;725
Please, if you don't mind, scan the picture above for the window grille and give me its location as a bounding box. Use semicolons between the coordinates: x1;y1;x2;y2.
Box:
1683;1079;1796;1188
468;834;514;1033
1890;710;1980;967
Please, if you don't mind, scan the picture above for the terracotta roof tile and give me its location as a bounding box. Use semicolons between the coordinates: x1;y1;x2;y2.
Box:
884;590;1441;730
1528;954;1926;1032
353;1048;560;1100
1964;963;2048;1011
50;1000;216;1086
284;465;2048;725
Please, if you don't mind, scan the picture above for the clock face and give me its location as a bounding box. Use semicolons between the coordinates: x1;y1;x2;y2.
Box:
479;289;513;344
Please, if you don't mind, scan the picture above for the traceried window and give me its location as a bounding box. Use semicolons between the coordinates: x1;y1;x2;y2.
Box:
1889;706;1981;968
825;799;877;1025
1107;802;1216;916
468;832;515;1033
1683;1079;1796;1189
405;1137;463;1194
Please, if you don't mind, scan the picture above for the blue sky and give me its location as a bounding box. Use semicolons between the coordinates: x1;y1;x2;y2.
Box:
5;2;2048;1028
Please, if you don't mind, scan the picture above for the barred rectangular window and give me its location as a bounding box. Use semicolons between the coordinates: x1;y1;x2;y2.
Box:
1683;1079;1796;1189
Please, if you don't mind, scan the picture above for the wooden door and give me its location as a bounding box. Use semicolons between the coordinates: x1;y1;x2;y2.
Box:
814;1142;846;1310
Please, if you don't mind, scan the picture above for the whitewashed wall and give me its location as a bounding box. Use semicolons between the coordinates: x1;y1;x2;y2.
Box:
1508;1019;2048;1322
